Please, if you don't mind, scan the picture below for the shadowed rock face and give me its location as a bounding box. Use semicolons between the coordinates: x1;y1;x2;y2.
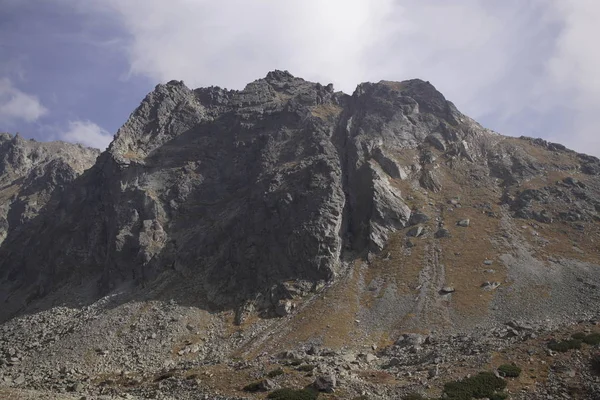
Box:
0;134;99;246
1;70;599;324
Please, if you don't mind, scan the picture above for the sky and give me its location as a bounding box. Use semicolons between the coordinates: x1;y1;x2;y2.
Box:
0;0;599;156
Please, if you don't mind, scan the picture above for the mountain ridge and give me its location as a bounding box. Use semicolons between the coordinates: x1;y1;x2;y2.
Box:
1;71;600;399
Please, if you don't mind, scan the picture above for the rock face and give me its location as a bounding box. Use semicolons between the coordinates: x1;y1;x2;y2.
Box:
0;73;437;320
0;134;99;246
1;70;600;329
3;71;600;400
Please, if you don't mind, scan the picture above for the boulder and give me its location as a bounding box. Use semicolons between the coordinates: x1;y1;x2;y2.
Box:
434;228;451;238
396;333;426;347
407;226;424;237
312;374;336;392
275;300;293;317
409;212;430;226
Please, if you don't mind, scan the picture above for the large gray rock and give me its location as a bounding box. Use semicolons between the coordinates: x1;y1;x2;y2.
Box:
312;374;336;392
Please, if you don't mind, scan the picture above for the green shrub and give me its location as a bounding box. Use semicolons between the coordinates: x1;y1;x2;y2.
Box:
267;368;285;378
153;371;175;382
243;381;263;392
297;364;315;372
443;372;507;400
571;332;600;345
591;354;600;374
497;364;521;378
288;360;303;366
489;393;508;400
583;333;600;345
548;339;582;352
267;388;319;400
403;393;426;400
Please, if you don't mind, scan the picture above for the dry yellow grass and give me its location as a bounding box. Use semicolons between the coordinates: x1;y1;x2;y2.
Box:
122;150;143;161
0;183;21;200
309;104;342;120
380;81;409;91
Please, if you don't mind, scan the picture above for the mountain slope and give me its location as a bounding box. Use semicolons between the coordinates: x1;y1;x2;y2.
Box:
1;71;600;399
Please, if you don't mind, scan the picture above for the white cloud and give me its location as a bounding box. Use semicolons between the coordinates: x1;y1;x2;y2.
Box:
544;0;600;155
94;0;397;92
61;120;113;149
76;0;600;156
0;78;48;124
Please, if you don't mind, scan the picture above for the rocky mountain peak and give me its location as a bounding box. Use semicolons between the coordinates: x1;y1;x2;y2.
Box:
1;72;599;325
264;69;295;82
2;73;600;399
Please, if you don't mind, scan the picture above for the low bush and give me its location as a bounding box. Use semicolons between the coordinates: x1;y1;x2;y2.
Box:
571;332;600;345
443;371;507;400
591;354;600;374
489;393;508;400
297;364;315;372
243;381;263;393
267;388;319;400
267;368;285;378
548;339;582;352
583;333;600;346
403;393;426;400
153;371;176;382
497;364;521;378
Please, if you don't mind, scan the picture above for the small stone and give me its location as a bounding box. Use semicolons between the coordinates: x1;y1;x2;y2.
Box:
457;219;470;227
68;382;84;392
312;374;336;392
13;374;25;385
366;354;377;363
257;378;276;391
481;281;500;291
483;260;493;265
407;225;424;237
440;286;455;294
275;300;293;317
387;358;401;367
190;344;201;353
428;365;439;379
409;212;430;226
434;228;451;238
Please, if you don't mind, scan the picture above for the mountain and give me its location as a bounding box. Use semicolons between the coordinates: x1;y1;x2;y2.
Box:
1;71;600;399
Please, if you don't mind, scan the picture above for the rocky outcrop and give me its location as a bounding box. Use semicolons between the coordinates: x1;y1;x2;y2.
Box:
1;71;600;326
0;134;99;245
4;71;600;400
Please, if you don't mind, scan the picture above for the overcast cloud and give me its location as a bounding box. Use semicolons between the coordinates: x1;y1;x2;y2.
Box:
61;120;113;149
0;78;48;124
1;1;599;155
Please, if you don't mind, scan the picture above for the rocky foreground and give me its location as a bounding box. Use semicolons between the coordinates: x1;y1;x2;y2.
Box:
1;71;600;399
